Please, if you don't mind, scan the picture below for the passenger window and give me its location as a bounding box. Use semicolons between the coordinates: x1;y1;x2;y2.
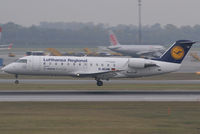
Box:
61;63;63;65
101;64;104;67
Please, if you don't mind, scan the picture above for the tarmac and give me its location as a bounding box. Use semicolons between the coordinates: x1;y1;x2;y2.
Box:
0;90;199;102
0;79;200;84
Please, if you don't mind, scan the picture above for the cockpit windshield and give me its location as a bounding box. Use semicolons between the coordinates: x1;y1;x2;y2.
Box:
15;59;27;63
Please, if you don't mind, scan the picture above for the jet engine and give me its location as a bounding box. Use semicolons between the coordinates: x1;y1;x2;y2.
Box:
128;59;157;68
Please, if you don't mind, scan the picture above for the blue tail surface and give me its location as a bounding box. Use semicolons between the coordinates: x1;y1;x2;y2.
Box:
157;40;196;63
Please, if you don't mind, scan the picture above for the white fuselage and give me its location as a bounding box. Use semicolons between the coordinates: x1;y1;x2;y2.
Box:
3;56;181;79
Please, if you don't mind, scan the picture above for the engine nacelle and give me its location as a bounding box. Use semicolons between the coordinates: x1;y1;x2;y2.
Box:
128;59;146;68
128;59;157;68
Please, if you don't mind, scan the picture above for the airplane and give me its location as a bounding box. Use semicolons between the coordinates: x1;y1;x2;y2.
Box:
84;48;122;57
46;47;120;57
0;27;13;50
2;40;195;86
107;31;165;58
0;43;12;50
84;48;113;57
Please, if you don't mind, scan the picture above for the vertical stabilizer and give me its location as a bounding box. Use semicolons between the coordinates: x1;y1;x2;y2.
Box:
158;40;196;63
8;43;13;49
109;31;120;46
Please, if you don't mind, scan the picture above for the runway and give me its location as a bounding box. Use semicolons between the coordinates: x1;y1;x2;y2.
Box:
1;79;200;84
0;90;200;102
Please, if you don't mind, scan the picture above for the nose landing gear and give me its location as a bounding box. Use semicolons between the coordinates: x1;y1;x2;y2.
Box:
15;80;19;84
15;74;19;84
96;80;103;86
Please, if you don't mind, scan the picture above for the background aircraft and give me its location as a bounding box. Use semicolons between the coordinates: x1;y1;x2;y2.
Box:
83;48;123;57
0;44;12;50
2;40;195;86
0;27;13;50
106;31;165;58
46;47;121;57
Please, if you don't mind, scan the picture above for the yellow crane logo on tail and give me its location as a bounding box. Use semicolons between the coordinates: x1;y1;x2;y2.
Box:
171;46;185;60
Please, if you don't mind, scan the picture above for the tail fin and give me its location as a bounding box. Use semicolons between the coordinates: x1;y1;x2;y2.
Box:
8;43;13;49
109;31;120;46
158;40;196;63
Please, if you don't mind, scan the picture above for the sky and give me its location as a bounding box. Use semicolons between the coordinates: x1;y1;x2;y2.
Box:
0;0;199;27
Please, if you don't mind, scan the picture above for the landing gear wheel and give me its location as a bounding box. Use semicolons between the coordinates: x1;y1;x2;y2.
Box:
15;80;19;84
14;74;19;84
97;80;103;86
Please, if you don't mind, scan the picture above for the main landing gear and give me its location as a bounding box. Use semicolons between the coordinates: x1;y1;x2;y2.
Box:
96;80;103;86
15;74;19;84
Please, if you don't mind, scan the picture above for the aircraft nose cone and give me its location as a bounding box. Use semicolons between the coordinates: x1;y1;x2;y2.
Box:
2;65;9;72
1;64;13;73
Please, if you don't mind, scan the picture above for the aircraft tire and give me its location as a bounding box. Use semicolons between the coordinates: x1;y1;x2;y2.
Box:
15;80;19;84
97;80;103;86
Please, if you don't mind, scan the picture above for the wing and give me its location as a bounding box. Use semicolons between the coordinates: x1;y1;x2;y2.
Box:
75;70;123;80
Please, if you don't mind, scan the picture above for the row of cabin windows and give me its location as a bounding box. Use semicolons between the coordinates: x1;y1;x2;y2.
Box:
15;59;116;67
43;62;116;67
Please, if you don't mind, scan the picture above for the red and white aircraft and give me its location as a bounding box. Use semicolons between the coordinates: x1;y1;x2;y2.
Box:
107;31;165;58
0;27;13;50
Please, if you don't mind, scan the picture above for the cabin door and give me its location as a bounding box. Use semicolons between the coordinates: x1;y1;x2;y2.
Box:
31;56;41;72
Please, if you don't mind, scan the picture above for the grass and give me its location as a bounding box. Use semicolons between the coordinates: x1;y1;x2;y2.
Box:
0;83;200;90
0;102;200;134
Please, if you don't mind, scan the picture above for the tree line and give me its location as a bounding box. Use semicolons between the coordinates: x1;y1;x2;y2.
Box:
1;22;200;48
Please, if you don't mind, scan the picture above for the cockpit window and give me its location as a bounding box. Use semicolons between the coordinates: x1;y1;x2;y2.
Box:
16;59;27;63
